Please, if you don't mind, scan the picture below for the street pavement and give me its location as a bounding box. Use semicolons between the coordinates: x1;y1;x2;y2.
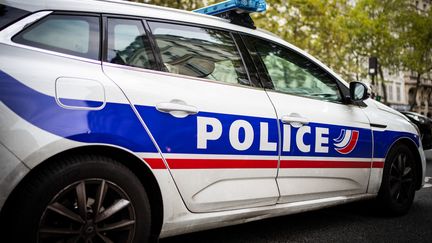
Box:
161;160;432;243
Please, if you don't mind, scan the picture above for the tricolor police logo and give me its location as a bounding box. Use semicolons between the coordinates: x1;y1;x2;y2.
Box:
334;129;359;154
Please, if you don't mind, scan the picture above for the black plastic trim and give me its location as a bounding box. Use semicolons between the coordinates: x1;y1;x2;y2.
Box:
101;15;108;62
0;5;32;31
239;35;274;89
370;123;387;129
232;33;261;88
141;19;166;72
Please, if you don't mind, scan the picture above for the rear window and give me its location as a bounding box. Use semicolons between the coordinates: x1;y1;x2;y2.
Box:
0;5;30;30
13;14;100;60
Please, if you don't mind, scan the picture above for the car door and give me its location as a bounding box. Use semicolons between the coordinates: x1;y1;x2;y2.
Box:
101;18;280;212
242;35;373;203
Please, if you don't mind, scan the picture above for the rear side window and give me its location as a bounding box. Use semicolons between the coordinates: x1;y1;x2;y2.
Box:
0;5;29;30
13;14;100;60
148;22;249;86
106;18;155;69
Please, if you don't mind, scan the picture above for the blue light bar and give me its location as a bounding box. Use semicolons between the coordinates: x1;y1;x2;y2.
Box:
193;0;267;16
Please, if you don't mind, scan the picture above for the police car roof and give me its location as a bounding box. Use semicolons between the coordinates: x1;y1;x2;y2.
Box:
6;0;233;28
7;0;274;37
3;0;349;87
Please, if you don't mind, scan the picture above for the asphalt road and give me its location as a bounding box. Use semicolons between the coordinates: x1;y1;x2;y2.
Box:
161;160;432;243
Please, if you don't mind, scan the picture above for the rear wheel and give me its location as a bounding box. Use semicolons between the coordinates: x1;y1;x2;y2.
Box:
377;144;417;215
4;155;151;243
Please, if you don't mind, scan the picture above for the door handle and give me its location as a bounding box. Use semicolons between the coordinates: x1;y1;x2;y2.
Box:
281;115;309;127
156;100;198;118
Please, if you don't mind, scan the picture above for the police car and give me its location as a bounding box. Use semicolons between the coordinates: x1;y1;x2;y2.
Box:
0;0;426;242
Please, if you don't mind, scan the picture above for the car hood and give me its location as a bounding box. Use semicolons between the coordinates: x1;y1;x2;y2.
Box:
369;99;409;121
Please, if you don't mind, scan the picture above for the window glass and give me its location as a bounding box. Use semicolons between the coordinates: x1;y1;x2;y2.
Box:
249;37;341;101
13;14;99;60
0;5;29;30
107;18;155;69
148;22;249;85
387;84;393;101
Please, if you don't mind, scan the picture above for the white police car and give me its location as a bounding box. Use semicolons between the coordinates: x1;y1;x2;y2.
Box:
0;0;426;242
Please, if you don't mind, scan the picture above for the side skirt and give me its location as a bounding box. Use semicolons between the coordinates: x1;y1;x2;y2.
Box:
160;193;376;238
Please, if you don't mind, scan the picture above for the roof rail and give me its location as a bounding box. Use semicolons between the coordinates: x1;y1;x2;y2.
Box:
193;0;267;29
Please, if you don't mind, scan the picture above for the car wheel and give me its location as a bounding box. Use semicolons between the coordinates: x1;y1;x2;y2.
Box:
4;155;151;243
377;143;417;215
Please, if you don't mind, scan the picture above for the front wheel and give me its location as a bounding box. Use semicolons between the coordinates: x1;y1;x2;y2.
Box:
3;155;151;243
377;144;418;215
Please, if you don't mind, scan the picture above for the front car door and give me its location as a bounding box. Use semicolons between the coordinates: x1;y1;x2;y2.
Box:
101;18;280;212
242;35;373;203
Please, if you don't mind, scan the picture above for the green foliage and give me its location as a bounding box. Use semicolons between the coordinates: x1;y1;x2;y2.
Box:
396;5;432;76
253;0;354;79
133;0;431;86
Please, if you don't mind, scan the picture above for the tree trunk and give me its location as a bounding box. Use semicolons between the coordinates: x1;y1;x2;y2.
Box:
378;65;387;104
410;73;422;111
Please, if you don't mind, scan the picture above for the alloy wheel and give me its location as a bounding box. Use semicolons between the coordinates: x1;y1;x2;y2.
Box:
38;179;136;243
389;153;415;205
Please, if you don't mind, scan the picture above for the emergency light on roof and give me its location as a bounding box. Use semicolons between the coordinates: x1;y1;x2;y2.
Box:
193;0;267;16
193;0;267;29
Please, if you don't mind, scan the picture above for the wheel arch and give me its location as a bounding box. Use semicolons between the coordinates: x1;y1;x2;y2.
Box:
386;137;423;190
1;145;164;239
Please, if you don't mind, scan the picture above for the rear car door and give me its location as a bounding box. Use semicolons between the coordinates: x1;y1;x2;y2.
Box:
101;18;280;212
242;35;373;203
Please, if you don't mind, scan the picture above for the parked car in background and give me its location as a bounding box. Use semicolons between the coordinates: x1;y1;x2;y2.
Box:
401;111;432;150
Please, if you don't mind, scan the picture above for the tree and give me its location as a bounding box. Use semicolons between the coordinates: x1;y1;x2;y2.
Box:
253;0;353;80
343;0;410;104
396;5;432;110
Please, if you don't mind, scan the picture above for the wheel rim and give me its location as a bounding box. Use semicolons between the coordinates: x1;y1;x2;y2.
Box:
38;179;136;243
389;152;415;205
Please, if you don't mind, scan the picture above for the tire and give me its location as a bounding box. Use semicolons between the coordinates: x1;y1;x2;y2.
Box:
3;155;151;243
377;143;418;216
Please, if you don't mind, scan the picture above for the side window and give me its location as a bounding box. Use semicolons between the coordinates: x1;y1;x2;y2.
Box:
13;14;100;60
107;18;155;69
148;22;249;85
0;5;30;30
247;37;341;102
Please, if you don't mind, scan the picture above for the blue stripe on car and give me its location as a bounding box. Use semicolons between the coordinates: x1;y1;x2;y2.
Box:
0;70;158;152
0;70;419;158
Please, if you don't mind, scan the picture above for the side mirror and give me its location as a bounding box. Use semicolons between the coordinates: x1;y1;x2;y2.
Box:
349;81;370;101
